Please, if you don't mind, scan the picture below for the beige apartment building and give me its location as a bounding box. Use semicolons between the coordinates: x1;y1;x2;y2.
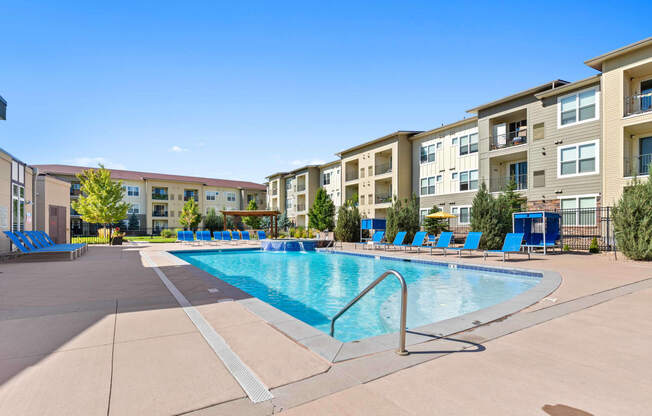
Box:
1;148;35;252
410;117;478;227
34;165;266;234
338;131;419;219
319;160;342;209
585;37;652;206
282;165;320;227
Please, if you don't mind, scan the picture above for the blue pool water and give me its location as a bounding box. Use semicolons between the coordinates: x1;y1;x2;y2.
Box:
173;250;540;342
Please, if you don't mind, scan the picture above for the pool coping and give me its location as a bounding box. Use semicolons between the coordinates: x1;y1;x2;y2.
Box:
167;247;562;363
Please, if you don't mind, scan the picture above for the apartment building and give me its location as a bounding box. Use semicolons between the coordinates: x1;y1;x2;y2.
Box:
338;131;419;219
266;171;287;213
1;148;35;252
319;160;342;209
410;117;478;227
584;37;652;206
34;165;267;234
283;165;320;227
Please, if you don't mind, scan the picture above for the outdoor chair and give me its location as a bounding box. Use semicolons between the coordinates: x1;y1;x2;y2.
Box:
399;231;428;252
429;232;454;255
483;233;530;262
445;232;482;257
354;231;385;250
257;231;267;240
377;231;407;251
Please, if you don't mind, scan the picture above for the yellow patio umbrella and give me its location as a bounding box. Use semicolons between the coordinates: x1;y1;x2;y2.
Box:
425;211;457;219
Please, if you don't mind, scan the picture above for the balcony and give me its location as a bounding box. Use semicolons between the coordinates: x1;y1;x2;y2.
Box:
296;184;306;192
624;154;652;177
271;189;278;196
152;210;168;218
152;190;168;200
489;174;528;193
183;191;198;202
296;204;306;212
345;171;359;182
489;132;528;151
375;162;392;176
375;194;392;204
625;92;652;117
70;188;81;196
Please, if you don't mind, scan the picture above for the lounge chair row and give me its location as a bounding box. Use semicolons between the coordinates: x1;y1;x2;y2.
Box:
3;230;88;261
176;230;267;244
355;231;530;261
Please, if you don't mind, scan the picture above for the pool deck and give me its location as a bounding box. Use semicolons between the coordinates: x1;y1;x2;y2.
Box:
0;241;651;415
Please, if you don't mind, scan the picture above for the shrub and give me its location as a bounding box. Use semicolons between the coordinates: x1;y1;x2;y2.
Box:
613;173;652;260
160;229;175;238
589;237;600;253
335;201;361;242
278;212;292;230
203;208;223;232
385;194;420;243
243;200;261;229
308;188;336;231
562;244;570;252
422;206;449;236
470;181;524;250
180;199;202;230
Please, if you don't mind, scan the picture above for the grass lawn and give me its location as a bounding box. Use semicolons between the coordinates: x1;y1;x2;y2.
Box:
124;236;177;243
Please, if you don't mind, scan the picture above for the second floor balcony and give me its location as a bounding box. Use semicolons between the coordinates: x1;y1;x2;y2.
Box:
375;193;392;204
271;189;278;196
489;131;528;151
624;154;652;177
296;203;306;212
489;174;528;193
152;189;168;200
152;210;168;217
296;184;306;192
183;190;199;202
625;92;652;117
375;162;392;175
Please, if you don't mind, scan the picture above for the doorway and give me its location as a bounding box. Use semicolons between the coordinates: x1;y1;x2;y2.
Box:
48;205;67;244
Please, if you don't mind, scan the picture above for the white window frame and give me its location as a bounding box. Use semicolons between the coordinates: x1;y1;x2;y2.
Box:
557;139;600;178
419;208;429;225
558;194;598;227
459;169;479;192
452;205;472;225
323;172;331;185
557;86;599;129
123;185;139;197
420;143;436;164
128;203;140;215
226;192;237;202
206;191;218;201
420;176;436;196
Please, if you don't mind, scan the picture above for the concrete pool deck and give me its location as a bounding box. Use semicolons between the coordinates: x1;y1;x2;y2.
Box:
0;241;650;415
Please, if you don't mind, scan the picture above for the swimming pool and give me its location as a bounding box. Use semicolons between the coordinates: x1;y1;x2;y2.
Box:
172;250;541;342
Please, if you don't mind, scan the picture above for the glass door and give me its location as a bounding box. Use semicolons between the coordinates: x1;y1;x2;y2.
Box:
640;137;652;175
509;161;528;190
640;79;652;112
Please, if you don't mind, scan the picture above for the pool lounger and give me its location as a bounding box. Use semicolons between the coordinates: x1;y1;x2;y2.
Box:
377;231;407;251
257;230;267;240
483;233;530;262
445;232;482;257
397;231;428;252
26;231;87;253
430;232;453;255
3;231;82;261
355;231;385;250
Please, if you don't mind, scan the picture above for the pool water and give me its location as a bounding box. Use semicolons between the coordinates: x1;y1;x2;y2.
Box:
173;250;540;342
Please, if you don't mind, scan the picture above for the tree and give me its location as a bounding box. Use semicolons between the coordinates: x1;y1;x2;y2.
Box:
128;212;140;230
385;194;420;243
308;188;336;231
243;199;261;229
203;208;223;232
334;200;361;242
422;205;449;236
179;198;202;230
260;216;271;230
278;211;292;230
470;182;504;249
499;179;527;212
71;165;129;239
613;173;652;260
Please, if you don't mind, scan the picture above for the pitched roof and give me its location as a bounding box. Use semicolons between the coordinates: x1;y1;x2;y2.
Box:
33;164;267;191
336;130;422;156
409;116;478;140
466;80;569;113
585;37;652;71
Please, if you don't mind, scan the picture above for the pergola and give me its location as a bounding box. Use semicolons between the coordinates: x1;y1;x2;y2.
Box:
220;210;281;238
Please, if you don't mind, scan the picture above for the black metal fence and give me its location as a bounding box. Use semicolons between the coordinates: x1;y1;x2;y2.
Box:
556;206;615;251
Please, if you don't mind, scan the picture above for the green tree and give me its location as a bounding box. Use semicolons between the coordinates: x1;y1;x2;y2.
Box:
127;212;140;230
308;188;336;231
470;182;504;249
260;216;271;229
613;173;652;260
334;200;361;242
71;165;129;239
243;199;262;229
278;211;292;230
203;208;223;232
422;205;449;236
179;198;202;230
499;179;527;212
385;194;420;243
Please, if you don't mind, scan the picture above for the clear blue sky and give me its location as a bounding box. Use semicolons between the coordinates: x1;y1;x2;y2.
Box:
1;1;650;183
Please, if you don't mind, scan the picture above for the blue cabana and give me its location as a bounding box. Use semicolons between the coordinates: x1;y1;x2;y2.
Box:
513;211;562;254
361;218;386;242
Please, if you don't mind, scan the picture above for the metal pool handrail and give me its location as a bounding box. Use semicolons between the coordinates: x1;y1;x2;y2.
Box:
329;269;409;355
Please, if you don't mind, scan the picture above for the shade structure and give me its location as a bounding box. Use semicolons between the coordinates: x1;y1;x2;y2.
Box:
425;211;457;219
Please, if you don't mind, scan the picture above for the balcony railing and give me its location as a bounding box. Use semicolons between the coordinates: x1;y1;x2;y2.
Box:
624;154;652;177
296;184;306;192
375;194;392;204
296;204;306;212
489;174;528;193
70;188;81;196
625;92;652;116
152;192;168;200
375;163;392;175
152;211;168;218
345;172;359;182
271;189;278;196
489;132;527;151
183;195;198;202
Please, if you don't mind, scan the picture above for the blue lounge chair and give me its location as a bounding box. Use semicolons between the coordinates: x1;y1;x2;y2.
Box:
213;231;223;241
241;231;252;243
221;231;232;243
183;231;196;244
429;232;453;255
400;231;428;252
3;231;80;260
231;230;241;244
23;231;85;251
484;233;529;261
445;232;482;257
177;230;185;243
11;231;72;252
355;231;385;250
378;231;407;251
197;230;212;243
36;231;86;250
257;231;267;240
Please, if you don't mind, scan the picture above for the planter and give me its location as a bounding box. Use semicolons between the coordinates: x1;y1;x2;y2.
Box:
110;236;123;246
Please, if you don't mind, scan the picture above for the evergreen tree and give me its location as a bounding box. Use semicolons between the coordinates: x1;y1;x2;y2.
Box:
278;211;292;230
334;200;361;242
128;212;140;230
260;216;271;229
500;179;527;212
470;182;504;249
203;208;223;232
243;199;261;229
179;198;202;230
385;194;420;243
308;188;336;231
71;164;129;239
613;173;652;260
422;205;449;236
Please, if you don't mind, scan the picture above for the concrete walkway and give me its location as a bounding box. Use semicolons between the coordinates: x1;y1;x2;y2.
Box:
0;242;650;415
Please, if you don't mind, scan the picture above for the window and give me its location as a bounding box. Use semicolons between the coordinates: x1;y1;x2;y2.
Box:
558;140;598;177
323;172;331;185
452;206;471;224
459;170;478;191
360;195;365;205
452;172;458;180
436;142;442;150
560;196;597;226
11;184;25;232
286;198;292;208
206;191;218;201
558;87;598;127
226;192;236;202
420;177;436;196
18;165;24;183
247;194;255;203
419;209;429;224
368;166;373;176
459;134;478;155
184;189;198;201
11;161;18;181
128;204;140;215
452;137;458;146
459;136;468;155
420;144;436;164
286;181;292;190
436;175;442;182
123;186;139;197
